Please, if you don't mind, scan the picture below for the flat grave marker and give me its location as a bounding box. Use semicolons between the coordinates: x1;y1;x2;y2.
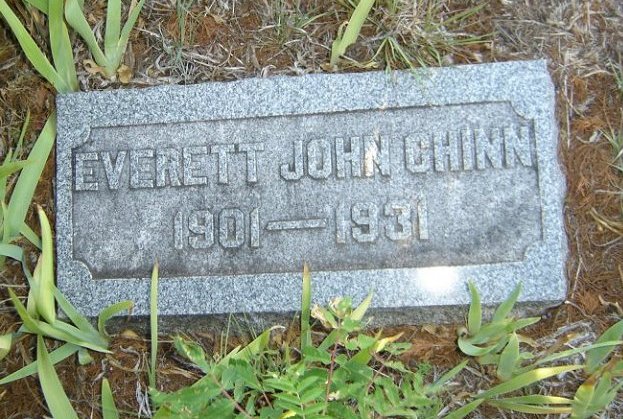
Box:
56;60;566;327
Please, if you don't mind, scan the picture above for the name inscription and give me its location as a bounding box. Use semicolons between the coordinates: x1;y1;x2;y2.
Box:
70;102;542;279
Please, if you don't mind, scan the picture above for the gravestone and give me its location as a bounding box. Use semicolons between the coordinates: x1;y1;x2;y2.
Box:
56;60;566;328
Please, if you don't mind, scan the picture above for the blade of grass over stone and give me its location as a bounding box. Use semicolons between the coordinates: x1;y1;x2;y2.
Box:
330;0;375;65
467;281;481;335
98;300;134;337
300;263;311;354
0;333;11;361
36;206;55;324
444;399;483;419
48;0;79;92
53;287;106;346
149;261;159;389
64;0;108;66
6;114;55;240
492;283;521;322
477;365;582;399
586;319;623;373
0;343;79;385
0;0;69;91
101;378;120;419
104;0;121;58
37;336;79;419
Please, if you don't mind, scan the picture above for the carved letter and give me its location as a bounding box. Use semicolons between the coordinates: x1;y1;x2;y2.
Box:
405;134;431;173
74;152;99;191
237;142;265;184
156;148;182;187
475;127;503;169
183;146;208;186
335;136;362;178
130;149;155;189
280;140;304;180
363;134;391;177
504;124;532;167
433;131;460;171
307;138;332;179
211;144;235;185
101;151;126;190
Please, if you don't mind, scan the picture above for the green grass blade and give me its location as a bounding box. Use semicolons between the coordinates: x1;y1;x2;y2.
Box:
98;300;134;337
101;378;119;419
104;0;121;58
443;399;483;419
351;291;373;321
23;0;48;14
330;0;375;65
300;263;311;354
53;287;105;345
498;395;572;405
149;260;159;389
586;319;623;373
0;333;12;361
0;342;79;385
48;0;79;92
477;365;582;399
20;221;41;249
0;0;68;91
6;113;55;241
492;283;521;322
37;335;80;419
0;160;30;179
427;360;469;393
224;327;272;364
467;281;481;335
497;333;520;381
0;243;24;260
36;206;55;324
114;0;145;73
64;0;107;67
488;400;572;414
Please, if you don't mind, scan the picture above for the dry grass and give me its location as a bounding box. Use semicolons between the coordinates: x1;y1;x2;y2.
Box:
1;0;623;417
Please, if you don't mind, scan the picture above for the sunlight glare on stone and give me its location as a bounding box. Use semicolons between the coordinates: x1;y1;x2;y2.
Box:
419;267;460;296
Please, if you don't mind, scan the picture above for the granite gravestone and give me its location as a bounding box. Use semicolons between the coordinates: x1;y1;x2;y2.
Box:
56;60;566;327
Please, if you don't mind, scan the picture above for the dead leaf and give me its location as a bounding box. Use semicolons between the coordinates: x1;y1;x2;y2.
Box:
117;64;133;84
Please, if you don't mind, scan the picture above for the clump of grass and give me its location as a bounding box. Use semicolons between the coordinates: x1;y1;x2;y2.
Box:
330;0;490;69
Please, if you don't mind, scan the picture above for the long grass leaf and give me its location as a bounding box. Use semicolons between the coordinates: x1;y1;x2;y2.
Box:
114;0;145;73
53;287;105;344
443;399;483;419
6;113;55;240
23;0;48;14
0;0;68;91
488;400;572;414
37;335;80;419
497;333;520;381
0;343;79;385
36;206;55;323
498;395;572;405
20;221;41;249
586;319;623;373
48;0;79;91
492;283;521;322
104;0;121;58
101;378;120;419
300;263;311;354
427;360;469;393
330;0;375;65
477;365;581;399
149;261;159;389
64;0;107;66
0;243;24;260
98;300;134;337
467;281;481;335
0;160;30;180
